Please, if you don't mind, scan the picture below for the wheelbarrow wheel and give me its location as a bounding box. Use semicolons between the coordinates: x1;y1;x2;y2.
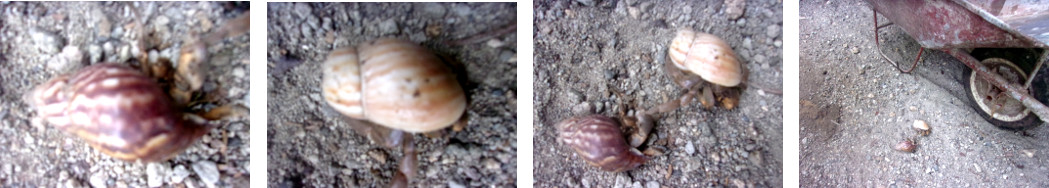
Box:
963;58;1042;130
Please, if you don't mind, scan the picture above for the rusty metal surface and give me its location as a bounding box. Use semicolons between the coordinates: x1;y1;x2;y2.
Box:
954;0;1049;47
1005;13;1049;46
961;0;1049;21
866;0;1046;48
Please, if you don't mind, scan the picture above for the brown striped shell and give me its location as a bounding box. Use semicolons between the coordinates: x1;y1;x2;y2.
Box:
322;38;467;133
27;63;209;162
668;28;743;87
556;115;646;172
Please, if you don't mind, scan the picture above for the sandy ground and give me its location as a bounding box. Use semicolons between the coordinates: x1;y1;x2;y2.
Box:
0;2;250;187
800;0;1049;187
266;2;517;187
533;0;783;187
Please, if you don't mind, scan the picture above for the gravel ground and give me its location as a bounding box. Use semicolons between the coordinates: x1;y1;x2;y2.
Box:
266;2;517;187
0;2;250;187
533;0;783;187
801;0;1049;187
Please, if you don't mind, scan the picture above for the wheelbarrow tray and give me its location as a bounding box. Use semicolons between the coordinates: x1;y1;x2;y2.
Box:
867;0;1049;48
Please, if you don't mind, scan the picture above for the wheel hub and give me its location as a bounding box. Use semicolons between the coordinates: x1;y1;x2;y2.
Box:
970;58;1031;122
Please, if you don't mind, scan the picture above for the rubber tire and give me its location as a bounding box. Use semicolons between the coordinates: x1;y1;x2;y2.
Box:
962;62;1042;130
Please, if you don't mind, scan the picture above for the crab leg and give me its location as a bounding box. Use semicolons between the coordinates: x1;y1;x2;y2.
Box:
384;130;416;188
628;88;700;147
198;103;249;120
399;134;418;180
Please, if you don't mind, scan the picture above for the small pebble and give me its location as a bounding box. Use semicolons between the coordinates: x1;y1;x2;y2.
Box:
628;7;641;19
378;19;399;35
486;39;505;48
367;150;387;164
49;46;84;72
2;164;12;175
743;38;753;50
451;4;472;17
724;0;746;20
499;50;516;63
58;170;70;180
171;165;191;183
448;180;466;188
645;181;660;188
574;0;595;6
1023;150;1035;158
88;44;102;63
146;163;170;187
483;158;500;170
754;54;766;64
767;25;781;38
614;173;632;188
573;102;593;114
148;50;160;65
192;161;220;186
301;24;314;38
117;44;131;62
732;179;747;188
420;3;447;18
232;67;246;78
23;134;35;145
29;27;65;54
102;42;115;60
685;141;696;155
64;179;78;187
89;173;107;188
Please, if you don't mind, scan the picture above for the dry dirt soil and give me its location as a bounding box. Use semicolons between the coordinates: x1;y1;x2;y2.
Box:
0;2;250;187
533;0;783;187
801;0;1049;187
266;2;518;187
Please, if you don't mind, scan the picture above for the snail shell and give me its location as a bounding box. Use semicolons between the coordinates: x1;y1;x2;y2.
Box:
556;115;646;172
668;28;743;87
27;63;209;162
322;38;467;133
912;120;930;136
894;139;916;153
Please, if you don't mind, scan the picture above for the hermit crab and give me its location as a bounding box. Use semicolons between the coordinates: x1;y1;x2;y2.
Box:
321;38;467;187
24;10;249;163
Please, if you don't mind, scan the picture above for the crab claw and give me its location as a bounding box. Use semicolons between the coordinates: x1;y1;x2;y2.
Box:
629;110;655;147
718;88;740;110
699;87;716;109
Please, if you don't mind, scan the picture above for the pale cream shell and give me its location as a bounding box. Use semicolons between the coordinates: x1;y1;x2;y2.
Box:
912;120;930;131
322;48;366;119
322;38;467;133
668;29;743;87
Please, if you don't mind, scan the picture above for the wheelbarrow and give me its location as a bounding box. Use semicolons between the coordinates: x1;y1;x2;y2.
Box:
866;0;1049;129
